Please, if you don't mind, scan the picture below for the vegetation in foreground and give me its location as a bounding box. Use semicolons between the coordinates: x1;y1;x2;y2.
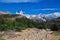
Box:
0;14;60;32
0;38;5;40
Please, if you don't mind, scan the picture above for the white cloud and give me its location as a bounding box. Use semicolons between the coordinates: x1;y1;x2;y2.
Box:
45;12;60;18
42;8;55;10
29;12;60;19
32;8;60;11
54;12;60;17
0;0;41;3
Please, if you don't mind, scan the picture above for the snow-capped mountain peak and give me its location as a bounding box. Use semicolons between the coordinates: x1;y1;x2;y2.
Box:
16;10;24;15
15;11;60;22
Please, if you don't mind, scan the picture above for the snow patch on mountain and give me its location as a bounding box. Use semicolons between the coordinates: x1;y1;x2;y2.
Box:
16;10;60;21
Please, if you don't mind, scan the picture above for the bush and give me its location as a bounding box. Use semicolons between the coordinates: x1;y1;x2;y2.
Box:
0;38;5;40
50;24;59;31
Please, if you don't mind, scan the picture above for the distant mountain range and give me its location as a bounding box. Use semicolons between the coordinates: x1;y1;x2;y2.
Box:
0;11;60;22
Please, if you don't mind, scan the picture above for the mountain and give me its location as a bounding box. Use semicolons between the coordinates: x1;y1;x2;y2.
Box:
0;11;27;19
47;17;60;24
0;11;60;23
29;14;60;22
0;11;41;31
0;11;60;31
15;10;47;22
29;15;46;22
0;11;9;14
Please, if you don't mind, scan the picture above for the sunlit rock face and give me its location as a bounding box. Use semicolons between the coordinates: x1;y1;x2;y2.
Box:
0;11;10;14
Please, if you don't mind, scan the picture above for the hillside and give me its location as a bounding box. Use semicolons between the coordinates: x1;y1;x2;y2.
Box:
0;14;40;31
0;13;60;40
0;13;60;31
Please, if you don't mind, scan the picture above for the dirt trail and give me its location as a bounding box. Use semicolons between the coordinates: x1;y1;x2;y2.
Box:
2;28;60;40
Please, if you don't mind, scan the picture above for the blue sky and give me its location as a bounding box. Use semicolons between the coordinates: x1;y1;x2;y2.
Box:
0;0;60;15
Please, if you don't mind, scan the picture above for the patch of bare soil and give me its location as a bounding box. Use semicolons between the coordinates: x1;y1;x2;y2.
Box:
1;28;60;40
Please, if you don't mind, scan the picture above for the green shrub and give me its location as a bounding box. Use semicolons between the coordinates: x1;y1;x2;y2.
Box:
50;24;59;31
0;38;5;40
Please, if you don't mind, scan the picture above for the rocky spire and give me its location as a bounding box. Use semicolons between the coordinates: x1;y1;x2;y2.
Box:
16;10;24;16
